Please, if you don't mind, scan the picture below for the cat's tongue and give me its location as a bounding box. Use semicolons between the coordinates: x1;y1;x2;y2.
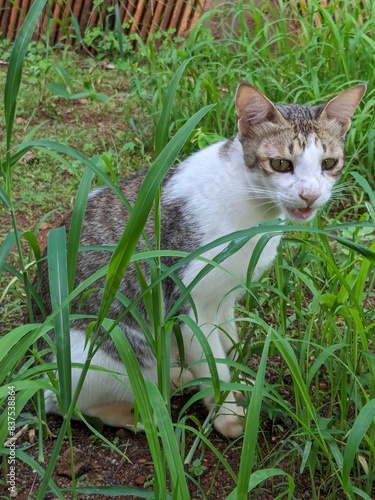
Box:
288;207;313;220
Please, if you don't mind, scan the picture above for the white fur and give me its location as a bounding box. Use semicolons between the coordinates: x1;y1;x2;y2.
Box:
250;136;336;221
88;184;107;200
280;138;334;211
45;328;157;420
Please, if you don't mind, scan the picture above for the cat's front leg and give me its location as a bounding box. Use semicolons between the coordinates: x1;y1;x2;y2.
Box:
183;319;245;439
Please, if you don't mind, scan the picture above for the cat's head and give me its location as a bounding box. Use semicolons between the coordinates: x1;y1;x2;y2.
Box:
235;83;366;222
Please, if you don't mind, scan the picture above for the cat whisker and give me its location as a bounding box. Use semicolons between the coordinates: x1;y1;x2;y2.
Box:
241;196;279;206
243;188;280;198
245;199;281;214
262;204;282;216
245;195;278;203
236;186;278;195
330;187;356;197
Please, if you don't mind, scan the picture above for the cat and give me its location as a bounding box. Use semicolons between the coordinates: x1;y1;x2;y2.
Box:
35;82;366;439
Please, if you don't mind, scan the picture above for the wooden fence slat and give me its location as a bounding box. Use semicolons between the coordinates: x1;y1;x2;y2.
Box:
159;0;175;31
190;0;206;27
130;0;147;35
7;0;22;40
122;0;137;27
149;0;167;35
177;1;192;34
79;0;94;36
49;1;64;45
0;1;12;39
169;0;185;30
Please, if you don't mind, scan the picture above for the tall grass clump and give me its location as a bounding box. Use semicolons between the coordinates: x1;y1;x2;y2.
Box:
0;0;375;498
126;0;375;172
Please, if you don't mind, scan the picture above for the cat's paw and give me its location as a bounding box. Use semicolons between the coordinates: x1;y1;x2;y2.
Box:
85;401;138;429
170;367;196;392
213;402;246;439
213;405;246;439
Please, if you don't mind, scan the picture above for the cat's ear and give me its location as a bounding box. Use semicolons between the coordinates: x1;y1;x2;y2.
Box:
319;83;367;135
236;83;286;136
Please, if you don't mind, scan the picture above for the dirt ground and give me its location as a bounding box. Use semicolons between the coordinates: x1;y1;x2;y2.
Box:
0;344;354;499
0;388;332;500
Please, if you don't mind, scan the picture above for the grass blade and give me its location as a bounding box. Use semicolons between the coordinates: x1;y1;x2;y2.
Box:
0;185;11;208
66;166;95;291
147;382;190;498
62;485;160;497
47;227;71;415
248;468;294;495
0;324;48;386
178;314;220;402
4;0;48;152
154;58;193;154
110;324;167;499
0;231;19;277
351;172;375;207
342;398;375;492
228;330;273;499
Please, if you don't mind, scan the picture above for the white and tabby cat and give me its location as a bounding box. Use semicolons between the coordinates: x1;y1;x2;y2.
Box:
37;83;366;438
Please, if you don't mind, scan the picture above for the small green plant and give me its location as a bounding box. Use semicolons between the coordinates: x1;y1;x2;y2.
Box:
48;64;110;103
189;458;208;478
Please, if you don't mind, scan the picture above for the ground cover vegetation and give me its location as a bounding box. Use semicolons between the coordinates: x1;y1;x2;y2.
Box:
0;0;375;498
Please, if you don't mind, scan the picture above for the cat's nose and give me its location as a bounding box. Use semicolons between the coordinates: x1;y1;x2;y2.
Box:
299;190;320;206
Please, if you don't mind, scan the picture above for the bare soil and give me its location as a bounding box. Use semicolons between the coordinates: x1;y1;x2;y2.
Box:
0;344;353;499
0;387;335;500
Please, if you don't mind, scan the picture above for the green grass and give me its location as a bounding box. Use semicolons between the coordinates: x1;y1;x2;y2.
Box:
0;0;375;498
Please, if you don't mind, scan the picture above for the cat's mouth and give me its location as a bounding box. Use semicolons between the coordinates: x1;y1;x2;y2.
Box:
287;207;315;220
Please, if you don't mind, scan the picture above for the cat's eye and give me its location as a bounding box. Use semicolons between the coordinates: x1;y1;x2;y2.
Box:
270;158;293;172
322;158;338;170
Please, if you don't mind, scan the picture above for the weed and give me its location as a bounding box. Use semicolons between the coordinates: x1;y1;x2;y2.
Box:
189;459;208;478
